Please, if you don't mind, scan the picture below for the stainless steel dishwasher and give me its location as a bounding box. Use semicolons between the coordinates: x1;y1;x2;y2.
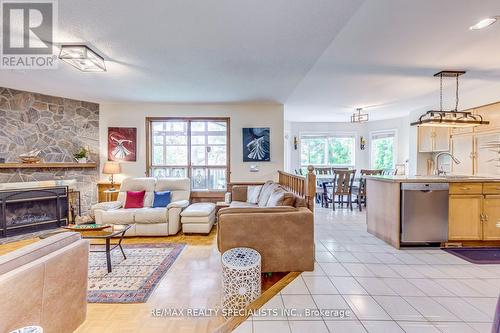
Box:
401;183;449;245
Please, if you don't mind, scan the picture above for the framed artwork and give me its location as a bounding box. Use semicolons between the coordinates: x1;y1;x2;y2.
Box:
108;127;137;161
242;128;270;162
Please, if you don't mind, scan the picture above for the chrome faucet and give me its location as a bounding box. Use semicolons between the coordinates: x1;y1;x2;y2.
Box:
434;152;461;176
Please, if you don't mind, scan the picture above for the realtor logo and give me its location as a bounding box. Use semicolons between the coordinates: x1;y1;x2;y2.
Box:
0;0;57;69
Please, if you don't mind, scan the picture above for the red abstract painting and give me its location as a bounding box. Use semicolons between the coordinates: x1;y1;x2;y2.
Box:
108;127;137;161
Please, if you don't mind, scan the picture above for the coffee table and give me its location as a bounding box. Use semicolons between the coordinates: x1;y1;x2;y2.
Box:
63;224;131;273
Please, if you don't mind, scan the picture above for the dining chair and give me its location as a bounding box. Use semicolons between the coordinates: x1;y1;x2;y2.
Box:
321;181;334;208
361;169;383;176
353;177;366;211
332;169;356;211
352;169;383;210
382;169;397;175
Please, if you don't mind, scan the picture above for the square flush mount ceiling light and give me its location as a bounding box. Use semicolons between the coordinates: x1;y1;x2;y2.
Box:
59;45;106;72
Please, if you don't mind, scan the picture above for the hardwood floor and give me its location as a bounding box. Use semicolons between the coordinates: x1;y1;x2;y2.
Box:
0;227;294;333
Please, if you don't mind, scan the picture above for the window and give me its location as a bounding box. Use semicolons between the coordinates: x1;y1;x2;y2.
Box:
147;118;229;191
370;130;396;169
300;134;355;167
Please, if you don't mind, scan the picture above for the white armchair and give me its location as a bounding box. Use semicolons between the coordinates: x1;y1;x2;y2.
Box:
91;177;191;236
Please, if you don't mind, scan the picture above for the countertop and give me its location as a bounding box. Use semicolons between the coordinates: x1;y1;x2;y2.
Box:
365;175;500;183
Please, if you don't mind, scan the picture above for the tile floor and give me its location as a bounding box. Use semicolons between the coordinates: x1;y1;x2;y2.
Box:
234;208;499;333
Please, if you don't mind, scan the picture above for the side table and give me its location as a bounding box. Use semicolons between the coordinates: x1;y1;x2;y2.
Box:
221;247;261;313
103;189;119;202
215;201;230;222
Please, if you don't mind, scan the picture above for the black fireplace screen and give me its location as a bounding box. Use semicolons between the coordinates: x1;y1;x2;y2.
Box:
0;187;69;237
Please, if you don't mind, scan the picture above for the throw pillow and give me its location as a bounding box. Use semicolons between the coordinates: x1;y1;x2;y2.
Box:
267;188;296;207
246;185;262;204
257;181;278;207
153;191;171;208
124;190;146;208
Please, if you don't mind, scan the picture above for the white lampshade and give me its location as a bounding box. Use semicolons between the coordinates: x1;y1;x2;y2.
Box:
102;162;121;175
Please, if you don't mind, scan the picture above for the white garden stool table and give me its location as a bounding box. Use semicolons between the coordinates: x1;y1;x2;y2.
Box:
221;247;261;312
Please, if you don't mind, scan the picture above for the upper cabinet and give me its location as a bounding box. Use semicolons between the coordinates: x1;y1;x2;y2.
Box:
473;104;500;134
451;135;474;175
418;127;450;152
476;133;500;177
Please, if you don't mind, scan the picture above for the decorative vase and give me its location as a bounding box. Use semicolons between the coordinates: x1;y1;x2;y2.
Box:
76;157;87;164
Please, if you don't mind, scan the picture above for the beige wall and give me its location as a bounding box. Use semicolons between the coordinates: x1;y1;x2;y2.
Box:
99;103;284;183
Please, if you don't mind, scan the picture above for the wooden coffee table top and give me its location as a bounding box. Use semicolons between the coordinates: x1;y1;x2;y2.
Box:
63;224;112;231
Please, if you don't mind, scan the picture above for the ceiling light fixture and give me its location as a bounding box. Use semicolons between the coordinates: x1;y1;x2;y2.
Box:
469;17;498;30
411;70;489;128
351;108;368;123
59;45;106;72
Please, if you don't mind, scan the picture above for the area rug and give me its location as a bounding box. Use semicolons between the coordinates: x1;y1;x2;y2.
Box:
442;247;500;264
87;243;185;303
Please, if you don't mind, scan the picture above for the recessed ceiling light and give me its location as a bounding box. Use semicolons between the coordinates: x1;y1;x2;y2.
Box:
59;45;106;72
469;17;497;30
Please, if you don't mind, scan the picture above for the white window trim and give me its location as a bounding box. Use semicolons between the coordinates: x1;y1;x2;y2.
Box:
299;131;357;168
369;129;398;169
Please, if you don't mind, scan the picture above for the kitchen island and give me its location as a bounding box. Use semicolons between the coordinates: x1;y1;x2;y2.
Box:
365;175;500;248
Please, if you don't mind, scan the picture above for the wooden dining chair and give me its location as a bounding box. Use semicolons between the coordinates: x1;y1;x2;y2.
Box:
332;169;356;211
361;169;383;176
352;169;383;211
322;181;333;208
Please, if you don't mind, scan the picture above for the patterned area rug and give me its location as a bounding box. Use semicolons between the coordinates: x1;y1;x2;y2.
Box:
88;243;185;303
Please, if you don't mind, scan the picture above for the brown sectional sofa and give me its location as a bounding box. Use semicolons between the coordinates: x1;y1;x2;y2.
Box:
217;181;315;272
0;232;89;333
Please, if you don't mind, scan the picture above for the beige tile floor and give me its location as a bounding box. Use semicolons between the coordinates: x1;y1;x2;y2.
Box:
234;208;499;333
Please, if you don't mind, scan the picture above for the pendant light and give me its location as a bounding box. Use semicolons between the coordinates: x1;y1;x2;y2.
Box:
410;71;489;128
351;108;369;123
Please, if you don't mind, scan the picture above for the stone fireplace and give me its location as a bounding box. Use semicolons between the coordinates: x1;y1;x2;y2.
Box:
0;87;99;213
0;184;69;237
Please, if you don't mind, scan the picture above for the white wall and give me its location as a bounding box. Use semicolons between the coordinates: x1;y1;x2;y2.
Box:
288;116;411;173
99;103;284;183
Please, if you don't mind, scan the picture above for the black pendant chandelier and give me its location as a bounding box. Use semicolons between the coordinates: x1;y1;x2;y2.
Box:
351;108;369;123
410;70;489;127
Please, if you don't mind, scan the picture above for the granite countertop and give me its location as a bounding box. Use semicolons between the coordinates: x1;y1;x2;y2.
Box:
0;179;77;191
365;175;500;183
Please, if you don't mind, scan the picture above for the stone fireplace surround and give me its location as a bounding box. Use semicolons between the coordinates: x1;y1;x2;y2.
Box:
0;87;99;213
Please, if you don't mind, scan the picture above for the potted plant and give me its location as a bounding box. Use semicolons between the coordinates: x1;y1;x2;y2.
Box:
74;147;89;163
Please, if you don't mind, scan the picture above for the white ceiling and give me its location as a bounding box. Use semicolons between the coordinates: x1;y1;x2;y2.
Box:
1;0;500;122
286;0;500;121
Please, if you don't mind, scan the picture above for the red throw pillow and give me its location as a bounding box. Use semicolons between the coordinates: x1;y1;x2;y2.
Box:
124;190;146;208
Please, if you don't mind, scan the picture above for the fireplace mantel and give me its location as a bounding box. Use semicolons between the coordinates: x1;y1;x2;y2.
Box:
0;179;77;191
0;162;97;169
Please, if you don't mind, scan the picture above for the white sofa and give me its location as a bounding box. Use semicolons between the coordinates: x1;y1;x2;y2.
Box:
92;177;190;236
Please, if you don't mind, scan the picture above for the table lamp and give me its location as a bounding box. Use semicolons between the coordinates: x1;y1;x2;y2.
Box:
102;162;121;189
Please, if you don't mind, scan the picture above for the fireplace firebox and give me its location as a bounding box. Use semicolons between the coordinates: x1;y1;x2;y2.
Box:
0;186;69;237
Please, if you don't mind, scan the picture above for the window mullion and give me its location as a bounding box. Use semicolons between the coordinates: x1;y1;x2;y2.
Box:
187;120;192;180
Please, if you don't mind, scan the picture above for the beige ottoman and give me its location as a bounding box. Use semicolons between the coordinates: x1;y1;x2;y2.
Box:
181;203;216;234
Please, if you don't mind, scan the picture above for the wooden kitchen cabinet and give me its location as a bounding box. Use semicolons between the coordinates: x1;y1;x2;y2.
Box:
483;195;500;240
451;135;474;175
448;194;483;240
418;127;434;152
418;127;450;152
449;182;500;242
